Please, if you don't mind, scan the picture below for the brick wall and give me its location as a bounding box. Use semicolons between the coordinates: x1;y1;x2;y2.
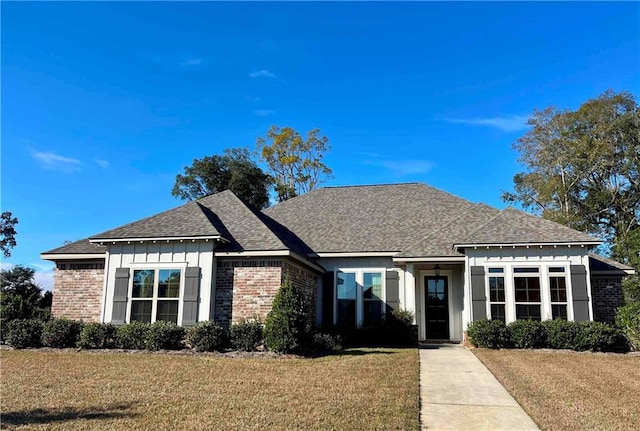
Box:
283;260;318;326
51;260;105;322
590;275;624;324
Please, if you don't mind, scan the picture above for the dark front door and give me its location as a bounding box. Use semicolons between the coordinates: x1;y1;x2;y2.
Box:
425;276;449;339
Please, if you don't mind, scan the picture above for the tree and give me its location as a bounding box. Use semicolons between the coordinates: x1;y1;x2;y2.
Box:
0;211;18;258
0;265;51;330
172;147;271;209
503;90;640;269
256;126;332;202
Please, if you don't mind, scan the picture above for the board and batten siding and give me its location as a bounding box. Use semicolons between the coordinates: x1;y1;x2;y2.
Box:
102;241;216;324
463;245;593;329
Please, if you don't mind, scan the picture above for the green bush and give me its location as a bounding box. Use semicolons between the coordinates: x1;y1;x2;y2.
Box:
264;279;311;354
466;319;510;348
0;293;51;343
230;319;263;351
5;319;44;349
145;321;186;351
115;321;152;350
41;318;84;348
78;322;117;349
616;302;640;351
186;321;228;352
508;319;546;349
574;321;629;353
311;332;343;353
542;319;578;350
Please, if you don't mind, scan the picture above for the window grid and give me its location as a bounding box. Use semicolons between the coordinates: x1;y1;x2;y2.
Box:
488;268;506;322
130;268;181;324
549;268;568;320
514;268;541;321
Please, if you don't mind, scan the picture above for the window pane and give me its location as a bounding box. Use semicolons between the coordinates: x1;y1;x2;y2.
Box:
514;267;539;273
488;268;504;273
363;300;383;326
549;267;565;273
363;272;382;300
516;304;541;321
552;304;568;320
489;277;505;302
550;277;567;302
515;277;540;302
491;304;506;322
337;299;356;327
158;269;181;298
133;270;154;298
337;272;356;300
156;301;178;324
131;300;152;322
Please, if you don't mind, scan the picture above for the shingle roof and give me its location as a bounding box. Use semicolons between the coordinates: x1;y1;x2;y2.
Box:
457;207;600;246
589;253;635;272
42;238;107;255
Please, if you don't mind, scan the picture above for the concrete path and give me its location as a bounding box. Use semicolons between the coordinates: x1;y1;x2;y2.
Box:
419;344;539;431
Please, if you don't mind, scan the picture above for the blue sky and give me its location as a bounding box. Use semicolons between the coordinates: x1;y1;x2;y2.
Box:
2;2;639;290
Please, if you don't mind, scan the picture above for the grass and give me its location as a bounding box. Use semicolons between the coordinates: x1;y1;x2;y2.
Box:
0;347;419;430
473;349;640;431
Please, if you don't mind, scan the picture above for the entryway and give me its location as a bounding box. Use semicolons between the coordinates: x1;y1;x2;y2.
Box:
425;276;449;340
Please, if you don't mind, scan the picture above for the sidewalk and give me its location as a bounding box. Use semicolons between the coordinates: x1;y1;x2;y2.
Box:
419;344;539;431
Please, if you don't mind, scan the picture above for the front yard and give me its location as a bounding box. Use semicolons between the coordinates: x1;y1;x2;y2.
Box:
0;347;419;430
474;349;640;431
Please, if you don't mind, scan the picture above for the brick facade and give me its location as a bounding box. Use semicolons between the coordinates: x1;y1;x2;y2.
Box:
215;258;318;328
51;260;105;322
590;275;624;324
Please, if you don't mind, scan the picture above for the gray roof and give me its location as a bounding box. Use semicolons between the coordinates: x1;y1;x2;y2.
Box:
42;238;107;255
589;253;635;273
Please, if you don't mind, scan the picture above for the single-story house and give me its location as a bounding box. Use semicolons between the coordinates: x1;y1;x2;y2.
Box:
41;183;634;342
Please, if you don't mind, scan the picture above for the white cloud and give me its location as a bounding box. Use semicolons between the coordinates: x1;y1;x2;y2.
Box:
0;262;54;292
181;58;203;67
250;69;277;79
363;158;435;176
94;158;110;168
31;150;81;173
446;115;530;132
254;109;275;117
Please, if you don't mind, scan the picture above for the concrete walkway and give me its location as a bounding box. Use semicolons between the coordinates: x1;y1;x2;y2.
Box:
420;344;539;431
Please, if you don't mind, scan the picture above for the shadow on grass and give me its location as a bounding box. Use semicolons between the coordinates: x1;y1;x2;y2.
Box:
1;403;138;428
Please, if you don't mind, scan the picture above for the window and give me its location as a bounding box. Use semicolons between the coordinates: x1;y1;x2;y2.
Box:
130;269;182;324
335;269;385;327
514;267;541;320
488;268;506;322
549;267;568;320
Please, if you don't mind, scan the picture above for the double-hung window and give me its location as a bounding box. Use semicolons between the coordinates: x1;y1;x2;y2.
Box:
130;269;182;324
488;268;506;322
335;269;385;328
549;267;568;320
513;267;541;320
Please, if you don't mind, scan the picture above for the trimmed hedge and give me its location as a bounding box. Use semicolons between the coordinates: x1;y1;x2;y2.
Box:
467;319;629;352
145;321;186;351
230;319;263;352
41;318;84;348
5;319;44;349
115;321;152;350
186;321;227;352
78;322;117;349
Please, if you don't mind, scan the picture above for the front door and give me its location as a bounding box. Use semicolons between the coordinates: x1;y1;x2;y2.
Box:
425;276;449;339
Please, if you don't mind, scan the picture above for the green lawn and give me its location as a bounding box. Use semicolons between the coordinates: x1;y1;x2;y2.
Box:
474;349;640;431
0;348;419;430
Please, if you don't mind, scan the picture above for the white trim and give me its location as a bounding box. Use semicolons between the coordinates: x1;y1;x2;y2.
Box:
100;249;110;323
41;253;106;260
454;241;601;250
393;256;465;263
215;250;324;273
418;270;454;341
314;252;398;258
90;235;224;244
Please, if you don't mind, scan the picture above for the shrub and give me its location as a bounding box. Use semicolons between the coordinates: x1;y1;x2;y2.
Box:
616;302;640;351
264;279;311;354
542;319;578;350
115;321;151;350
230;319;263;351
574;321;629;353
0;293;51;343
186;321;227;352
41;318;84;348
311;332;343;353
508;319;545;349
145;321;186;351
466;319;510;348
5;319;44;349
78;322;117;349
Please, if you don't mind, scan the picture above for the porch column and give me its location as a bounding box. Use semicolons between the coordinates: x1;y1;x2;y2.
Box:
404;264;416;324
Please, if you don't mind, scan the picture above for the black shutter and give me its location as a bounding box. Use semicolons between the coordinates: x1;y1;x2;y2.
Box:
182;267;201;326
470;266;487;321
322;271;334;327
111;268;130;325
385;270;400;314
571;265;590;321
